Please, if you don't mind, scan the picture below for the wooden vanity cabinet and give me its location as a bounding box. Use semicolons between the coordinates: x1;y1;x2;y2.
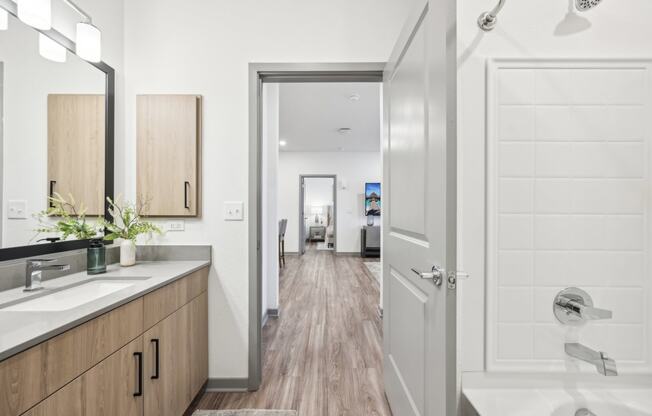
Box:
137;95;202;217
0;299;143;416
0;267;209;416
24;336;144;416
143;279;208;416
144;300;192;416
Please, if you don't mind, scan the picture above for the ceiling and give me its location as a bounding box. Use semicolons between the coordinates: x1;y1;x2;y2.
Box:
279;82;381;152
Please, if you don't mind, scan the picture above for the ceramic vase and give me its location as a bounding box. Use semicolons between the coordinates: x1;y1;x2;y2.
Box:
120;239;136;267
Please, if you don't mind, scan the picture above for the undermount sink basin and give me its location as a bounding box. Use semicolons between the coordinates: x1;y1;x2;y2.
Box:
552;402;652;416
0;276;151;312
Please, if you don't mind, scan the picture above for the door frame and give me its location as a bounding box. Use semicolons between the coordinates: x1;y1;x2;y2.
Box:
248;63;384;390
299;174;337;255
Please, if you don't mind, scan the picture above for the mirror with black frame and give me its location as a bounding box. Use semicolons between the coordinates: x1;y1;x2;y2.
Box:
0;12;113;256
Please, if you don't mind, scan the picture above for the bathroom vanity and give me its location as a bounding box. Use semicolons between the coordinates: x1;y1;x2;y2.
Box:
0;261;210;416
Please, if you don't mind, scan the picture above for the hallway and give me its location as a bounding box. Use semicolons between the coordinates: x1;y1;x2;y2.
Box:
192;246;390;415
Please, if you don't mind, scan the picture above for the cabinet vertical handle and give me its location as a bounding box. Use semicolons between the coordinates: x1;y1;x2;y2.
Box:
151;339;160;379
49;181;56;208
184;181;191;209
133;352;143;397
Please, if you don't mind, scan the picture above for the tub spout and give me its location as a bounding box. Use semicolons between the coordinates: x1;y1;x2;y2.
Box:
565;343;618;376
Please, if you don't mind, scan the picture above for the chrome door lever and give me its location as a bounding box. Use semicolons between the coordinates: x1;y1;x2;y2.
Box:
411;266;444;286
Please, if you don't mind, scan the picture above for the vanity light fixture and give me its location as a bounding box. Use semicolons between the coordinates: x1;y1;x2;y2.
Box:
62;0;101;62
17;0;51;30
75;21;101;62
39;32;66;62
0;8;8;31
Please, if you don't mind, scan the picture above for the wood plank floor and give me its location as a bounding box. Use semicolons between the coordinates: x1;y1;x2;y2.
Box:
191;245;390;415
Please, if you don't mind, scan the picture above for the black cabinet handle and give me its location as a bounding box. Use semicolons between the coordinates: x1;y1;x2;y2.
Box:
184;181;190;209
49;181;56;208
133;352;143;397
151;339;160;379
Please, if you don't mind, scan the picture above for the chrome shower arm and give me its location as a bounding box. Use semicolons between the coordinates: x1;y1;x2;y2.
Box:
478;0;507;31
488;0;507;16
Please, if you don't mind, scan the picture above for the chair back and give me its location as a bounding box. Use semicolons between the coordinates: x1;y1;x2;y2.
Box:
279;219;288;237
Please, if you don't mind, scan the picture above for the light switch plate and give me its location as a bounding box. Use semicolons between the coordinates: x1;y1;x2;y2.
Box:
224;201;244;221
166;220;185;231
8;200;27;219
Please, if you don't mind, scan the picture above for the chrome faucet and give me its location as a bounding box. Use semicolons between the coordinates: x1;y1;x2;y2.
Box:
25;259;71;292
565;343;618;376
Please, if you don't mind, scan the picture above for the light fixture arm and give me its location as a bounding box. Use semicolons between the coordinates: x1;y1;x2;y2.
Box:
478;0;507;31
62;0;92;24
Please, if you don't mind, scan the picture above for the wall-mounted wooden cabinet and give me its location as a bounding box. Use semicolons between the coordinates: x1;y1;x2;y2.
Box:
47;94;105;216
1;267;209;416
137;95;202;217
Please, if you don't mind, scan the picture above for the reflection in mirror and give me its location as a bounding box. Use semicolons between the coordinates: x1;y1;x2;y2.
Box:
0;13;105;248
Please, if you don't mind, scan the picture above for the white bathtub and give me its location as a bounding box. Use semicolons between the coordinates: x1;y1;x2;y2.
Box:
461;373;652;416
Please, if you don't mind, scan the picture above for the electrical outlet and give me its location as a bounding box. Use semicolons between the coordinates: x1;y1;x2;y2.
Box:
166;220;185;231
224;201;244;221
8;200;27;219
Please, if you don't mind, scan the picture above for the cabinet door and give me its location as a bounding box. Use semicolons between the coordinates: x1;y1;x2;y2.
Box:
48;94;105;216
24;336;144;416
137;95;201;216
144;304;191;416
0;299;143;416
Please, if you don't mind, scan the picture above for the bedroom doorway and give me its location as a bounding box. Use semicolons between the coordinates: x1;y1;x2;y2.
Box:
299;174;337;255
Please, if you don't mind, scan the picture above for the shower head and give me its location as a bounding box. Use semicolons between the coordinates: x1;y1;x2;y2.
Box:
575;0;604;11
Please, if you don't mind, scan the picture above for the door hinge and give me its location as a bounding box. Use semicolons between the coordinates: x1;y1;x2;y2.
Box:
447;271;470;290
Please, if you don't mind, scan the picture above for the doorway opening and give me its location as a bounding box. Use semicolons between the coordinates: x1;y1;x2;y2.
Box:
248;65;386;409
299;175;336;255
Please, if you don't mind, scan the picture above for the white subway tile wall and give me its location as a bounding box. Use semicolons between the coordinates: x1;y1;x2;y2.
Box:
487;61;652;373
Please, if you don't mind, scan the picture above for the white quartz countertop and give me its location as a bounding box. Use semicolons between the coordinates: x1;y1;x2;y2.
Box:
0;260;210;361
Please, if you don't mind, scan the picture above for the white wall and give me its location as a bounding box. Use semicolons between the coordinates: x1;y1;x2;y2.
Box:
123;0;416;379
279;152;381;254
458;0;652;372
261;83;279;317
304;178;334;212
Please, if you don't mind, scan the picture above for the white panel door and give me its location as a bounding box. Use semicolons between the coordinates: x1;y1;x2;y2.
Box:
382;0;457;415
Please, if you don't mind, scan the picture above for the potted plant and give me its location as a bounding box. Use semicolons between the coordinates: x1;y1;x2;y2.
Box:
35;193;99;241
99;197;161;266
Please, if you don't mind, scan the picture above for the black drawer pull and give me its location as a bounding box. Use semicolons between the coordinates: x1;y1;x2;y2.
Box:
184;181;190;209
49;181;56;208
133;352;143;397
151;339;160;379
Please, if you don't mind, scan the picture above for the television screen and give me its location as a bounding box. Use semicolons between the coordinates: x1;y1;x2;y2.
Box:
365;183;381;216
